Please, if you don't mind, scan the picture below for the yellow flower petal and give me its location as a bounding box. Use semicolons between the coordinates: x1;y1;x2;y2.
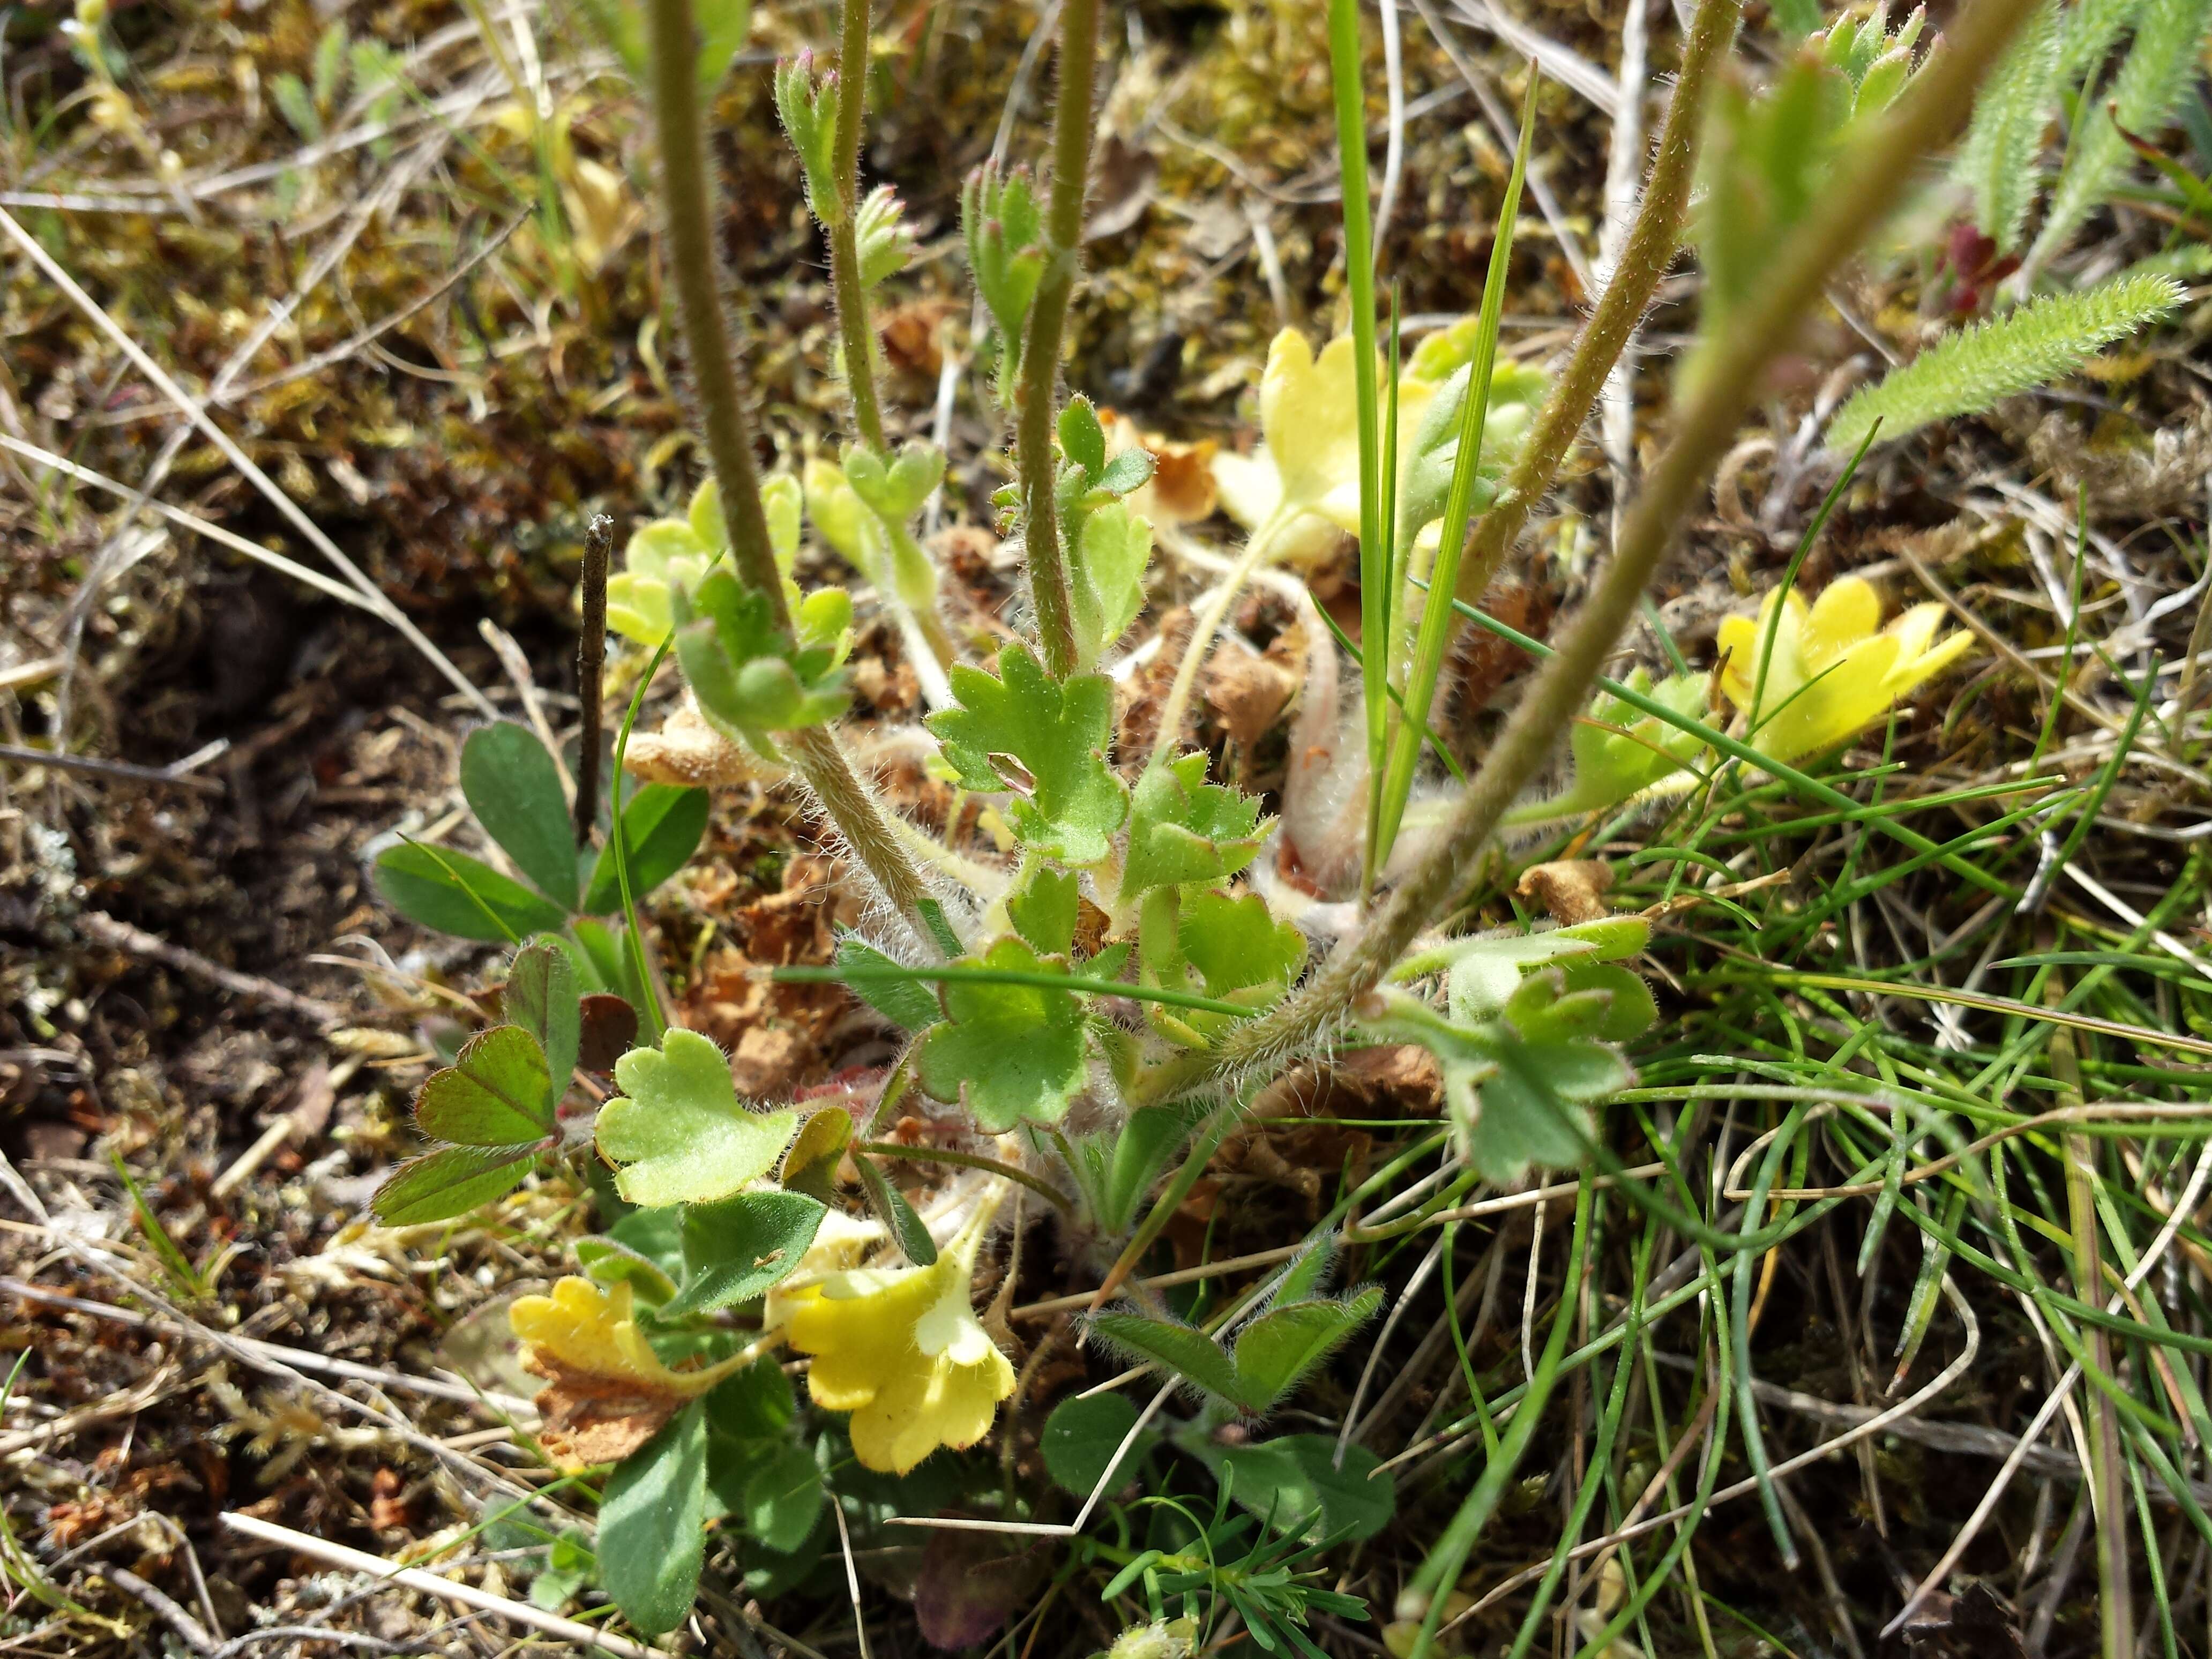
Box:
510;1276;744;1400
772;1198;1015;1473
1802;576;1880;668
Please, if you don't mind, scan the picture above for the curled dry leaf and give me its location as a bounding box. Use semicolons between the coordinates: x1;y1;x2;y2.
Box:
1202;639;1298;748
1516;860;1616;925
622;695;782;789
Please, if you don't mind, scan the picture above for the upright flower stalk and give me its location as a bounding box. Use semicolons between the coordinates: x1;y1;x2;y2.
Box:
644;0;941;953
1011;0;1102;679
828;0;888;451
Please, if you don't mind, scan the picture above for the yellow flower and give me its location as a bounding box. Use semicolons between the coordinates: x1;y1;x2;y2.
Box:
770;1199;1013;1474
1716;576;1974;764
510;1276;749;1400
1212;330;1440;566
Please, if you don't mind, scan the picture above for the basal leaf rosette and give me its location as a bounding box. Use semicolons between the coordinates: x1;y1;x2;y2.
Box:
771;1194;1014;1474
1716;577;1974;765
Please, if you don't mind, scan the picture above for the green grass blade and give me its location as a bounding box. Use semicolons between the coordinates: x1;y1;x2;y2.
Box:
1325;0;1386;871
1373;69;1538;868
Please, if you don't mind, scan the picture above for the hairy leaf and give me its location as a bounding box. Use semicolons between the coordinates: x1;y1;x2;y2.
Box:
928;645;1127;864
917;938;1089;1132
669;1190;827;1316
415;1025;555;1146
1232;1289;1381;1409
506;941;580;1090
600;1402;707;1636
1120;753;1266;899
373;1144;533;1225
597;1029;799;1207
1087;1311;1248;1407
1041;1392;1156;1496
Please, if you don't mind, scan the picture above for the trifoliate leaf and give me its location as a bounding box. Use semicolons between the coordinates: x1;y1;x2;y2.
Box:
373;1144;534;1225
1119;753;1267;899
506;941;580;1089
927;644;1127;865
415;1025;555;1146
917;937;1088;1132
461;722;581;909
375;843;571;943
597;1028;799;1206
962;165;1045;400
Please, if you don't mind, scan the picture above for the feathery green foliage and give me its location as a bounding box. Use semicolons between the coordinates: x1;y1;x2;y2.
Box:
1956;0;2060;251
2033;0;2212;260
1825;272;2183;450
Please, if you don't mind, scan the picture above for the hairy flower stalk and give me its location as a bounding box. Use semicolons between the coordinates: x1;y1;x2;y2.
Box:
1445;0;1742;620
644;0;941;954
1011;0;1101;679
1201;0;2038;1103
827;0;888;451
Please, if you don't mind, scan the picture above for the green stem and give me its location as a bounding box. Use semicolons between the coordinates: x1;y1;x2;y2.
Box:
1011;0;1100;678
645;0;939;955
827;0;886;450
855;1140;1072;1212
1448;0;1742;619
644;0;784;612
1206;0;2035;1090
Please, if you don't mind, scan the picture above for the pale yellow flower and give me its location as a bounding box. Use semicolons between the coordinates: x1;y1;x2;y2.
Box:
770;1199;1012;1474
1211;330;1440;565
1716;576;1975;764
510;1276;749;1399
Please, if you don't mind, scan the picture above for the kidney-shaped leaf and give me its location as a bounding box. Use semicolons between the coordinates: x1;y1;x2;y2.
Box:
597;1029;798;1207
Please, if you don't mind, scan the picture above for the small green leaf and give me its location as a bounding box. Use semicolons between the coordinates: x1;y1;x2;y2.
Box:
927;644;1127;865
668;1191;828;1316
962;165;1046;401
743;1439;824;1553
1041;1393;1155;1495
374;844;571;943
528;1528;596;1612
676;571;849;742
1119;753;1266;899
1231;1289;1381;1409
597;1029;799;1207
372;1144;533;1225
1058;397;1108;477
1086;1311;1250;1408
600;1401;708;1637
1076;1105;1192;1234
1095;448;1155;497
506;941;580;1089
462;722;580;910
781;1108;853;1200
1192;1433;1396;1543
269;72;320;140
414;1025;555;1146
855;1154;939;1266
1005;863;1080;956
694;0;751;93
584;784;711;913
917;938;1089;1132
835;937;943;1031
575;1237;679;1306
708;1354;797;1440
1070;502;1152;669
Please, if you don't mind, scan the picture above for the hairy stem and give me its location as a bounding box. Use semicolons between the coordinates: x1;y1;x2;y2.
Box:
645;0;784;611
646;0;939;951
1209;0;2035;1086
1451;0;1742;617
828;0;887;451
1011;0;1101;679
